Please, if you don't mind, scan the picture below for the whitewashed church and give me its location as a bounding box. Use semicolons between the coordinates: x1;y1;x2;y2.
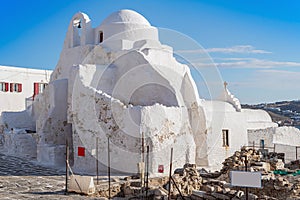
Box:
1;10;299;176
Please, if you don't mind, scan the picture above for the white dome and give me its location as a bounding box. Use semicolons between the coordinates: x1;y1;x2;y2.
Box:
100;9;151;26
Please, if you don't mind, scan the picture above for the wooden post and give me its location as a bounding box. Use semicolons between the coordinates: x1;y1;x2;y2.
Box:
96;137;99;185
245;156;248;200
108;137;111;199
145;146;149;198
168;148;173;200
65;140;69;194
142;132;145;189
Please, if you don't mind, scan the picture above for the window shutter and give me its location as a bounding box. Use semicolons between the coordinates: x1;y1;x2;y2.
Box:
4;83;8;92
10;83;14;92
33;82;39;99
18;84;22;92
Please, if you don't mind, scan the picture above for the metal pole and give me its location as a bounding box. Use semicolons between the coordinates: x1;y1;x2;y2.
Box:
145;146;149;198
168;148;173;200
142;132;145;189
96;137;99;185
296;146;298;160
252;141;255;150
245;156;248;200
65;140;69;194
108;137;111;199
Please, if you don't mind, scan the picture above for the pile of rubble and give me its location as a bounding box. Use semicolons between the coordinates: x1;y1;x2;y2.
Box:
75;147;300;199
205;147;300;199
221;147;284;172
170;163;202;196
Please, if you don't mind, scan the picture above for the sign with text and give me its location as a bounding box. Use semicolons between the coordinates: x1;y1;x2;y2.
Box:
230;171;262;188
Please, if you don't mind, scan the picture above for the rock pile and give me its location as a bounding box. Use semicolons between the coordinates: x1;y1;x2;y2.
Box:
171;163;202;196
220;147;287;178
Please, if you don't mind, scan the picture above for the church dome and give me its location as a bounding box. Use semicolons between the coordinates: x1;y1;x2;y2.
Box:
100;9;151;26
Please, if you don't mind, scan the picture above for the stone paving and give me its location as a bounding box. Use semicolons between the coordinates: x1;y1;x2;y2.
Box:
0;150;100;199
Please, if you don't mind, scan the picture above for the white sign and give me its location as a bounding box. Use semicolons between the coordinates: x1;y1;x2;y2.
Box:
230;171;262;188
91;149;96;156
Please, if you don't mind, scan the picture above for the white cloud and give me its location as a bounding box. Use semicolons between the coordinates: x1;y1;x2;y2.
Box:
188;57;300;69
215;58;300;69
176;45;271;54
206;45;272;54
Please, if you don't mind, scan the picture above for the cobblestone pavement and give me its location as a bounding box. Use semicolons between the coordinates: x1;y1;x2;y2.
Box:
0;152;99;199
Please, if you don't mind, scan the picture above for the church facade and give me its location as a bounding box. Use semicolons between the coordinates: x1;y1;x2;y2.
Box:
2;10;294;176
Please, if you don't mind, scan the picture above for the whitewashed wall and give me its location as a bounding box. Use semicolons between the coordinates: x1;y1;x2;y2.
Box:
203;101;248;171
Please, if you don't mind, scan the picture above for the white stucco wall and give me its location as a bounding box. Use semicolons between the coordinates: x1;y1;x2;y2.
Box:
33;79;72;167
4;133;37;159
247;127;275;149
68;65;196;175
1;110;35;130
140;104;195;177
203;101;248;171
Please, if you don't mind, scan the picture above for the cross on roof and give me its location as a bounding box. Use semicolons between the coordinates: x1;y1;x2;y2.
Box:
224;81;228;89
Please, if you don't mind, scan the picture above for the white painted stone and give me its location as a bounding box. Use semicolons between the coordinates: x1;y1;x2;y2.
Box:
68;175;95;195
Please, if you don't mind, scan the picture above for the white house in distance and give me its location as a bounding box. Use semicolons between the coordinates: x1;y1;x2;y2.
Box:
1;10;299;176
0;65;51;130
0;65;51;114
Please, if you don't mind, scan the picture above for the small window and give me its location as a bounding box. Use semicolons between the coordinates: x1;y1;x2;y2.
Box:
260;139;265;149
0;82;6;92
222;129;229;147
9;83;22;93
99;31;103;43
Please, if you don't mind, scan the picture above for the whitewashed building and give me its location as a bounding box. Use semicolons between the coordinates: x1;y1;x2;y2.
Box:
0;65;51;130
248;126;300;163
0;65;51;158
0;65;51;114
2;10;297;176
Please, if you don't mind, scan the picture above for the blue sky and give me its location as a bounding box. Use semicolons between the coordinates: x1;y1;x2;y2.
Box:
0;0;300;104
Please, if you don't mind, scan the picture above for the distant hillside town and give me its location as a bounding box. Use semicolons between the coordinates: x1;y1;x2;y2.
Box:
242;100;300;128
